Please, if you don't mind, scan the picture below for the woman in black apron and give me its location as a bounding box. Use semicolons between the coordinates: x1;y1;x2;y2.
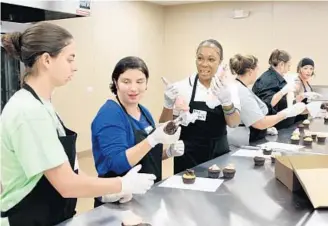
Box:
91;56;183;207
294;58;316;122
159;39;241;174
1;22;156;226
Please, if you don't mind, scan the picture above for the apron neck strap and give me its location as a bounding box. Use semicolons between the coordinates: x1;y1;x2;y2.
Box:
190;75;199;102
236;78;247;88
22;83;43;103
22;83;65;130
299;76;313;92
115;96;154;127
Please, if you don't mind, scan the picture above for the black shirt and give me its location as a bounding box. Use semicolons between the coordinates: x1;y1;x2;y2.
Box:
252;67;295;129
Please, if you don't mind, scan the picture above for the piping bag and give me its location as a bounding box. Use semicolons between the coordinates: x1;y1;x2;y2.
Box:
161;77;198;129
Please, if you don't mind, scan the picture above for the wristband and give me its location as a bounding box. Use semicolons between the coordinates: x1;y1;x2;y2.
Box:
223;106;236;116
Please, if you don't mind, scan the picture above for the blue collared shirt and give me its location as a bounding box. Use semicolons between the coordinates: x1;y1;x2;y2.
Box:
91;100;154;176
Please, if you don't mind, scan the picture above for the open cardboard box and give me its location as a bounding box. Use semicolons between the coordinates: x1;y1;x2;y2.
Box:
275;155;328;209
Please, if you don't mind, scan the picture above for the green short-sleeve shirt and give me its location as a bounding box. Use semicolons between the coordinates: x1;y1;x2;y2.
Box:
1;89;68;225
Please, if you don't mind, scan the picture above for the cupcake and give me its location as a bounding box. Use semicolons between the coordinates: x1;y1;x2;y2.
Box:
321;102;328;110
324;116;328;124
291;135;300;144
222;164;236;179
292;128;300;137
208;164;221;178
298;123;305;132
304;131;311;138
163;121;178;135
311;132;317;140
317;134;327;143
271;152;281;164
271;155;276;164
262;147;272;155
303;119;310;129
254;156;265;166
303;137;313;146
182;169;196;184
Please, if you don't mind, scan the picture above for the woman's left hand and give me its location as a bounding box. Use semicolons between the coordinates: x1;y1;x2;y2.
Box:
165;140;185;158
101;192;133;203
211;75;232;107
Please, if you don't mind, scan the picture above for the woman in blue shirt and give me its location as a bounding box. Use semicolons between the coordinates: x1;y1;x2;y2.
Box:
91;56;184;207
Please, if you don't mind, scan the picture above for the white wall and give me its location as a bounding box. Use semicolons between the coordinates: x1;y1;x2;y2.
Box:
51;1;165;152
49;1;328;152
163;1;328;85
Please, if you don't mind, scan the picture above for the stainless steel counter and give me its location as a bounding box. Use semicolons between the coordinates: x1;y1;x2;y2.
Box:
58;118;328;226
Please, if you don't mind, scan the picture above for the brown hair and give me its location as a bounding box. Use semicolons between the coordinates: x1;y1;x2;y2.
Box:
197;39;223;61
268;49;290;67
229;54;258;75
1;22;73;86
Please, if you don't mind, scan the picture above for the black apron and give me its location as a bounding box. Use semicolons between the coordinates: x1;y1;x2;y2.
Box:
94;98;163;208
295;77;313;122
1;84;78;226
174;75;230;174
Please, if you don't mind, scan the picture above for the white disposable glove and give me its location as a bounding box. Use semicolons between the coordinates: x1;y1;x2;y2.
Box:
146;121;181;148
266;127;278;136
165;140;185;158
280;102;306;118
162;77;179;109
280;82;296;96
210;67;232;107
101;192;133;204
303;92;322;100
120;164;156;195
211;76;232;106
176;111;198;126
118;193;133;204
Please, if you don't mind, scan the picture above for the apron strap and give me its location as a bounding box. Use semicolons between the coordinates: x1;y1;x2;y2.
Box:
22;83;66;132
115;96;154;135
299;76;313;92
190;75;199;104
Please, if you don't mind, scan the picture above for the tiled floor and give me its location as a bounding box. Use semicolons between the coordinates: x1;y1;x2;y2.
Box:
76;154;173;214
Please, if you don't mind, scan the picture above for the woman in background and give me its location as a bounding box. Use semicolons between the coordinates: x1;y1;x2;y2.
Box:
228;54;306;145
252;49;297;129
159;39;241;174
91;56;183;207
294;58;317;122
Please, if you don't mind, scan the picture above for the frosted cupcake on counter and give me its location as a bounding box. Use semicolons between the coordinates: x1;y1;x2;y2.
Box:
208;164;221;178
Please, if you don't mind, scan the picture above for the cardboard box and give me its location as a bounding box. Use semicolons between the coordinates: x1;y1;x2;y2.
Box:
275;156;301;192
275;155;328;209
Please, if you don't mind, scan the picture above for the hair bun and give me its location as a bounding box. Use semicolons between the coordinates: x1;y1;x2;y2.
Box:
1;32;22;60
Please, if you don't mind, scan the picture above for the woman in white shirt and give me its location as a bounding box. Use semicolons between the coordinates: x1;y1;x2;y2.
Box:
0;22;158;226
227;54;306;146
159;39;241;174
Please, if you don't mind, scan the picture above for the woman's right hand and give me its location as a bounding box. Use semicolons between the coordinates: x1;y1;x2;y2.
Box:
120;164;156;195
162;77;179;109
280;102;306;118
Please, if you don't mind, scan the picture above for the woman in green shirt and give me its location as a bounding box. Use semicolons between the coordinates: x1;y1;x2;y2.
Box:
0;22;166;226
